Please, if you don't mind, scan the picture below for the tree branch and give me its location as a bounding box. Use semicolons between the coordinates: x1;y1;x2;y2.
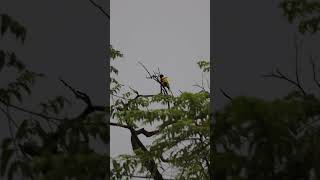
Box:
219;88;233;101
59;78;106;119
262;37;307;96
136;128;159;137
310;56;320;89
88;0;110;20
138;62;164;88
130;128;164;180
0;99;63;121
110;122;159;137
294;35;302;87
262;68;307;95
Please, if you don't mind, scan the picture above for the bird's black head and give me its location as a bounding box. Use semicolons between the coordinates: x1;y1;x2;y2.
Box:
160;74;164;78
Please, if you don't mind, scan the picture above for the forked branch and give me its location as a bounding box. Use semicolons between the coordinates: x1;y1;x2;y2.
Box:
262;37;307;96
59;78;106;119
262;68;307;96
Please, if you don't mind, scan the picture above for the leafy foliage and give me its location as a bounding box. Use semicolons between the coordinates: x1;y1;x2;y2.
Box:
110;48;210;179
197;60;210;73
211;91;320;179
110;45;123;96
280;0;320;34
209;2;320;179
110;45;123;60
0;14;26;43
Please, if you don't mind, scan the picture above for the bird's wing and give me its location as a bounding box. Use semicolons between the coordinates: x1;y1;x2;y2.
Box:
163;77;169;83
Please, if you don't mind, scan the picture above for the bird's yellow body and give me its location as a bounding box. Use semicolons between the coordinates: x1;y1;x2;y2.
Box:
160;76;169;88
159;75;173;96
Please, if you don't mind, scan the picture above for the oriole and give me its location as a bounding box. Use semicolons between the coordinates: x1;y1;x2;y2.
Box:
159;74;173;96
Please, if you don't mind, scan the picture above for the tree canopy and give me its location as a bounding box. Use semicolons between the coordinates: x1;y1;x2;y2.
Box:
280;0;320;34
212;91;320;179
110;47;210;179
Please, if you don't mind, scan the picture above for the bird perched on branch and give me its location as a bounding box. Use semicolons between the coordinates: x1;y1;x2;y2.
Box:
159;74;173;96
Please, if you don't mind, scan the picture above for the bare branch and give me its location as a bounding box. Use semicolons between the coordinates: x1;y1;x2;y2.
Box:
137;62;171;98
310;56;320;89
59;78;106;119
0;99;63;121
128;86;155;100
193;84;206;92
294;35;301;86
88;0;110;20
60;78;92;106
261;68;307;96
136;128;159;137
219;88;233;101
130;128;164;180
138;62;153;78
262;36;307;96
109;122;131;129
110;122;159;137
138;61;161;84
0;105;18;128
293;35;306;95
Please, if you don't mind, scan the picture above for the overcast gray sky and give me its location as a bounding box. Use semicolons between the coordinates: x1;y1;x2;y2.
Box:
110;0;210;160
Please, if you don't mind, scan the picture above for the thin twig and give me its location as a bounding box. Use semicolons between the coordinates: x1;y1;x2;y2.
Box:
294;35;302;89
219;88;233;101
0;105;18;128
59;78;106;119
138;62;172;98
0;99;63;121
193;84;206;92
310;56;320;89
138;62;161;84
261;36;307;96
261;68;307;96
60;78;92;106
88;0;110;20
0;106;21;157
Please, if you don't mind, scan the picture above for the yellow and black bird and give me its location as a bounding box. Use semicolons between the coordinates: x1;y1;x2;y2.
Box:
159;74;173;96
